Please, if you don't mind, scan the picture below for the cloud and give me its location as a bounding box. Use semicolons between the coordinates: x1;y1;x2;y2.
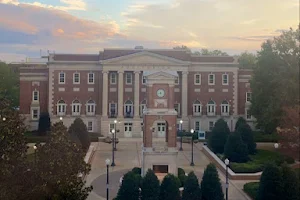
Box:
240;19;259;25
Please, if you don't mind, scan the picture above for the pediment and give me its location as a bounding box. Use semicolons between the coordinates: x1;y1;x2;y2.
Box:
145;71;178;79
101;51;188;65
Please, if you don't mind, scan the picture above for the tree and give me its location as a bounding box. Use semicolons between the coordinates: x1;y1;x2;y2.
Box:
235;117;246;131
68;118;90;150
159;174;181;200
178;167;187;187
199;49;229;56
173;45;192;53
208;118;230;153
257;164;283;200
250;27;299;133
238;51;257;69
116;171;140;200
280;163;299;200
224;133;249;163
237;123;256;154
141;169;160;200
38;112;51;136
182;171;201;200
201;163;224;200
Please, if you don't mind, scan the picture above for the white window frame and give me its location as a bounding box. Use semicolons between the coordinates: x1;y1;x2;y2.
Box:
109;103;117;117
59;72;65;84
246;109;252;120
32;90;39;102
194;74;201;85
31;108;40;120
193;100;202;116
222;74;229;85
207;101;216;116
174;103;180;116
209;121;214;131
195;121;200;131
124;100;133;117
221;101;230;116
73;72;80;84
86;100;96;116
140;104;146;116
124;123;133;132
110;73;117;84
88;73;95;84
175;76;179;85
72;100;81;116
208;73;215;85
142;76;147;84
125;73;132;85
57;100;66;116
109;123;116;133
246;92;252;102
87;121;93;132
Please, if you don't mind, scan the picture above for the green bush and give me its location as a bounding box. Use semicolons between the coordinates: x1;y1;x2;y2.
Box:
38;112;51;136
68;118;90;150
224;133;249;163
208;119;230;154
89;132;103;142
238;123;256;154
235;117;246;131
253;131;279;143
178;168;187;187
243;182;259;200
116;171;140;200
25;136;50;143
280;164;299;200
182;172;201;200
159;174;181;200
141;169;160;200
132;167;141;175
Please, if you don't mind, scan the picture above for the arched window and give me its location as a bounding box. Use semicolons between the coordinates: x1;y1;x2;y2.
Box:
72;100;81;116
193;100;202;116
207;100;216;116
221;100;229;116
140;100;147;117
86;99;96;116
124;100;133;118
57;100;66;116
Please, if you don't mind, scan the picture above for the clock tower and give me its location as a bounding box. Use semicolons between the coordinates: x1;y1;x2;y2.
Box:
141;71;178;177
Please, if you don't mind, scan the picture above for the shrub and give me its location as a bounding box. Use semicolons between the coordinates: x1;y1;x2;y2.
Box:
243;182;259;200
280;164;299;200
224;133;249;163
68;118;90;150
132;167;141;175
141;169;160;200
235;117;246;131
253;131;279;143
237;123;256;154
201;163;224;200
38;112;51;136
116;171;140;200
208;119;230;154
182;172;201;200
159;174;181;200
178;168;187;187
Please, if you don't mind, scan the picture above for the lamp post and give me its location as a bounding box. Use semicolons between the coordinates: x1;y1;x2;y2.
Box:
225;158;230;200
190;129;195;166
105;158;111;200
33;145;37;165
113;120;117;151
2;117;6;121
179;120;183;151
274;143;279;153
111;129;116;167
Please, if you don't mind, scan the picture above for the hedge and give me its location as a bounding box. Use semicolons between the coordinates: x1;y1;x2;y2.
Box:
253;132;279;143
243;182;259;200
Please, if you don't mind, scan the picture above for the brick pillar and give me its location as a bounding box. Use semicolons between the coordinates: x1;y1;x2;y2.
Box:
102;71;108;116
117;71;124;117
134;71;140;117
181;71;188;117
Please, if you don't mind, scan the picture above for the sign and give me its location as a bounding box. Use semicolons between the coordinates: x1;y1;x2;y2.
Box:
197;131;206;140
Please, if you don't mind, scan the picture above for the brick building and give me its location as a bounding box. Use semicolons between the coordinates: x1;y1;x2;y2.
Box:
17;47;254;137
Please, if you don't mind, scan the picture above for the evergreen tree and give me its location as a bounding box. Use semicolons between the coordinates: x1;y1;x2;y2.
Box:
280;164;299;200
141;169;160;200
208;119;230;153
224;133;249;163
178;168;187;187
182;171;201;200
116;171;140;200
237;123;256;154
235;117;246;131
38;112;51;136
159;174;181;200
257;164;283;200
68;118;90;150
201;163;224;200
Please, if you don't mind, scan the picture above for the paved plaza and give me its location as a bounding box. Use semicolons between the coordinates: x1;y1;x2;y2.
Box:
86;139;251;200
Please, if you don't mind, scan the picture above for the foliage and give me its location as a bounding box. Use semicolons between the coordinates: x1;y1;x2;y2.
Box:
224;133;249;163
38;112;51;136
201;164;224;200
237;123;256;154
208;118;230;153
235;117;246;131
250;27;299;133
178;168;187;187
257;164;283;200
173;46;228;56
243;182;259;200
68;118;90;150
280;163;299;200
132;167;142;175
159;174;181;200
182;171;201;200
253;131;279;143
141;169;160;200
238;51;257;69
116;171;141;200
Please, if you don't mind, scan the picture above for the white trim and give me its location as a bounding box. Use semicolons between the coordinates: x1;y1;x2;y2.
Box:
110;72;117;84
246;92;252;103
31;107;40;120
222;73;229;85
174;103;180;116
207;101;216;116
88;72;95;84
142;76;147;84
208;121;214;131
73;72;80;84
32;90;39;102
86;100;96;116
174;76;179;85
109;103;117;117
125;73;132;85
193;101;202;116
72;100;81;116
208;73;215;85
194;121;200;131
221;101;230;116
194;74;201;85
57;100;66;116
58;72;65;84
246;108;252;120
87;121;93;132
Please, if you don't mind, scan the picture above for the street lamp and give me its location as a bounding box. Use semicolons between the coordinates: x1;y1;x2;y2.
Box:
33;145;37;165
2;117;6;121
105;158;111;200
190;129;195;166
274;143;279;154
113;120;118;151
179;120;183;151
111;129;116;167
225;158;230;200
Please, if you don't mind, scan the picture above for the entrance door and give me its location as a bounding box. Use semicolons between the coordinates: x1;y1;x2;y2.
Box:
157;123;166;138
124;123;132;137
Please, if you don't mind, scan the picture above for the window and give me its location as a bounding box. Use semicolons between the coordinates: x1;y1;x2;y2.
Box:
72;100;81;116
222;74;229;85
195;121;200;131
124;123;133;132
109;123;116;133
193;100;202;116
174;103;180;116
59;72;65;84
141;123;144;132
110;73;117;84
209;121;214;131
175;76;179;85
194;74;201;85
221;100;229;116
31;108;39;120
207;100;216;116
73;72;80;84
87;121;93;132
246;109;252;120
86;100;96;116
246;92;252;102
124;100;133;117
140;100;146;116
125;73;132;84
109;103;117;117
88;73;94;84
142;76;147;84
57;100;66;116
32;90;39;102
208;74;215;85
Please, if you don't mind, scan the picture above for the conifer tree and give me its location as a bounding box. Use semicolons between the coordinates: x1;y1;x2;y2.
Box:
159;174;181;200
141;169;160;200
208;119;230;153
116;171;140;200
201;164;224;200
182;171;201;200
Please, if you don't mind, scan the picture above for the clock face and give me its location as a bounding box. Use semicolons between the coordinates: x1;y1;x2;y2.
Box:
157;89;165;97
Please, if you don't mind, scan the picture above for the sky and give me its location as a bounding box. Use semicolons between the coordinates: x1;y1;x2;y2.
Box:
0;0;298;62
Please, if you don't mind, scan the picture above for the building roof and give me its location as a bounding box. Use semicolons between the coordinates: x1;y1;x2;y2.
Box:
52;54;100;61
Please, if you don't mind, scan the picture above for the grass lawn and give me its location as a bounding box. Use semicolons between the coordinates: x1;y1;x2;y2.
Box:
243;182;259;200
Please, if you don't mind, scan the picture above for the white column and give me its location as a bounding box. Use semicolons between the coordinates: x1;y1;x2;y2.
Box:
118;71;124;118
102;71;108;117
181;71;188;118
134;71;140;117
